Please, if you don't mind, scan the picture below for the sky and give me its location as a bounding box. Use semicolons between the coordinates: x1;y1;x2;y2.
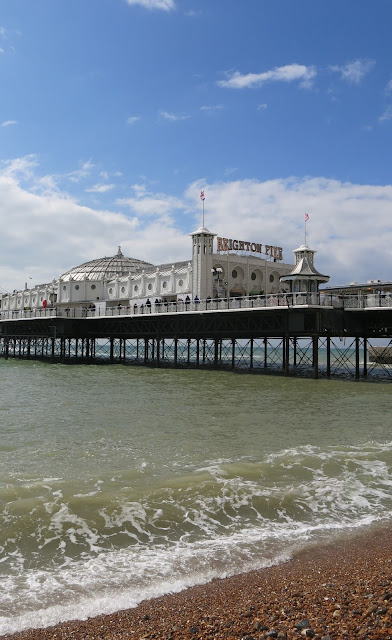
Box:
0;0;392;292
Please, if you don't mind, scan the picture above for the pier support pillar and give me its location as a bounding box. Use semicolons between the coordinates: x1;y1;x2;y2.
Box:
312;336;319;379
250;338;254;370
363;338;368;378
156;338;160;368
214;339;219;369
326;336;331;378
284;335;290;376
355;337;360;380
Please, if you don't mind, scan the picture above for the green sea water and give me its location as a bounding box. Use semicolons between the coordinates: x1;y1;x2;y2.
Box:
0;359;391;634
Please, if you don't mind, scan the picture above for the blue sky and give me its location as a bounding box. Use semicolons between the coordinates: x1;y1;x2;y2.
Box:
0;0;391;291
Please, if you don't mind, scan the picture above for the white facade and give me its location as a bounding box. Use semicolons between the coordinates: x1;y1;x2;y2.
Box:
0;227;294;313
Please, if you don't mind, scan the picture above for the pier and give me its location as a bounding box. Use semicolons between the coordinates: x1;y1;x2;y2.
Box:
1;292;392;381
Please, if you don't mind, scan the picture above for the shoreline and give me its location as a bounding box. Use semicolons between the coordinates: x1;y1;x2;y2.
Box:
2;524;392;640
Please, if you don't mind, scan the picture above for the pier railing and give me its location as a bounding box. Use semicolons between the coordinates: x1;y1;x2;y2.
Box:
1;291;392;321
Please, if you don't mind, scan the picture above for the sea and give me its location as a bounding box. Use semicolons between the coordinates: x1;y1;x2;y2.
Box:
1;358;392;635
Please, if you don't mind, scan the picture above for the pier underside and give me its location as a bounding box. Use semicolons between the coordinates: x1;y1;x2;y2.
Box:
1;307;392;381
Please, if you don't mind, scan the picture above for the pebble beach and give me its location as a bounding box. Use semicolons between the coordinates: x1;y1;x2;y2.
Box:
2;525;392;640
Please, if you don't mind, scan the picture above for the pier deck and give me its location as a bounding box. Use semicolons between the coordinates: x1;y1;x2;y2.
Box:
1;293;392;381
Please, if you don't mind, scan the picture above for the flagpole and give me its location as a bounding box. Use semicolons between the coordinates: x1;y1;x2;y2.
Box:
200;191;205;226
304;213;309;245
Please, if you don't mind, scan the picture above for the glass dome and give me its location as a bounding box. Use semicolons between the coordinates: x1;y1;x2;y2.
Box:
60;247;153;282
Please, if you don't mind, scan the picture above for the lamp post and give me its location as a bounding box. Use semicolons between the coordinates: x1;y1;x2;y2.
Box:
211;267;223;298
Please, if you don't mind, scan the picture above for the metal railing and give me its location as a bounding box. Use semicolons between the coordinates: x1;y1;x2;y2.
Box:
1;292;392;321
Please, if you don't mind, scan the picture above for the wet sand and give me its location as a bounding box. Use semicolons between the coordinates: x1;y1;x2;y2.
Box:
2;526;392;640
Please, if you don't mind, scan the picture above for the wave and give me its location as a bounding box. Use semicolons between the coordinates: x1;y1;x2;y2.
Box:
1;442;392;634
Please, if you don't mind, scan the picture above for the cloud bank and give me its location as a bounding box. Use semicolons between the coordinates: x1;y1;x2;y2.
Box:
0;157;391;292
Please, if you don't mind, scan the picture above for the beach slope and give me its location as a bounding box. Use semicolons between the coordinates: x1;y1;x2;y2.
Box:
3;526;392;640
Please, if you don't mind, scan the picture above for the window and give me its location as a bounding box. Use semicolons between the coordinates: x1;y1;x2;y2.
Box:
269;274;274;283
91;284;96;290
179;279;183;287
121;286;125;293
134;285;139;292
109;288;113;294
162;281;167;289
232;269;237;279
63;285;67;291
148;283;153;290
75;284;80;290
251;272;256;281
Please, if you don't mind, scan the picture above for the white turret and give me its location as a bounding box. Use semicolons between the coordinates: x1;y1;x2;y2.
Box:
190;226;216;300
280;244;329;293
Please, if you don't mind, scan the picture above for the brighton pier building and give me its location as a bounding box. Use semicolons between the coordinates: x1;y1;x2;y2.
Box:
0;226;297;315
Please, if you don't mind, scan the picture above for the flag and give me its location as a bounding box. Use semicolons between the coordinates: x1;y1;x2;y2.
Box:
304;213;309;221
200;191;205;201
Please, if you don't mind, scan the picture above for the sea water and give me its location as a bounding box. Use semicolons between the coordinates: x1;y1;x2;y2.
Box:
0;359;391;634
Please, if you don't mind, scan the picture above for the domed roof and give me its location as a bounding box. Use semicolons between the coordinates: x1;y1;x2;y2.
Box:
60;247;153;282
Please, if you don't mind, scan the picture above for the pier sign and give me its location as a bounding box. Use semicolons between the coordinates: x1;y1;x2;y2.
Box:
217;237;283;260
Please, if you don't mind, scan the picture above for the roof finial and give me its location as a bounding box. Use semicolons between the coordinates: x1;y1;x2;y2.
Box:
117;245;123;256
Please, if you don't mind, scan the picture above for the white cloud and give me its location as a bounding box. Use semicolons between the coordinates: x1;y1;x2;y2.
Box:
200;105;224;113
125;0;175;10
159;110;191;121
117;184;184;218
379;105;392;122
126;116;141;125
67;160;95;183
184;177;392;286
1;120;18;127
1;158;392;292
385;79;392;94
2;154;38;180
217;63;316;90
85;183;115;193
257;103;268;110
329;59;375;84
0;159;187;291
